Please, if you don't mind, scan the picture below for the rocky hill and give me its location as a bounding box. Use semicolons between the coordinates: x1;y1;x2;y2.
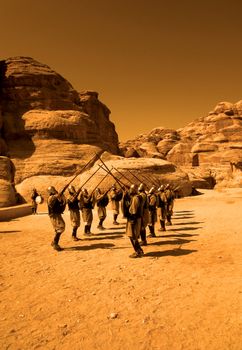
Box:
0;57;119;183
1;56;241;206
0;56;120;206
120;101;242;187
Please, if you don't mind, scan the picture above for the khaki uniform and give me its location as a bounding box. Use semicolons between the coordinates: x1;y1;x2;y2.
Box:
67;193;80;228
79;193;93;226
31;189;39;214
157;191;167;220
95;192;109;220
139;191;149;228
147;193;157;225
47;194;66;233
126;194;142;239
109;188;122;214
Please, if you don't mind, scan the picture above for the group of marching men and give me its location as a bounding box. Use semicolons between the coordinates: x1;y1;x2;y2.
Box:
31;155;176;258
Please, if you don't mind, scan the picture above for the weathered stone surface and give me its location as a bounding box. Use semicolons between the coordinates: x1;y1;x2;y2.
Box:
0;156;17;207
0;57;119;185
16;156;193;200
79;156;192;197
119;127;179;158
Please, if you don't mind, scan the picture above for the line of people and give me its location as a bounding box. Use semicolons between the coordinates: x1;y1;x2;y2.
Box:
46;181;175;257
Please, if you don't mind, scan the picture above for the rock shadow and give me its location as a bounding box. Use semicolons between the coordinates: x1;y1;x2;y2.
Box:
145;248;197;258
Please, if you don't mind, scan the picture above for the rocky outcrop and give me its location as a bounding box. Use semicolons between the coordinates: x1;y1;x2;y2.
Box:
16;154;193;200
120;101;242;188
0;156;17;207
167;101;242;167
0;57;119;184
119;127;180;158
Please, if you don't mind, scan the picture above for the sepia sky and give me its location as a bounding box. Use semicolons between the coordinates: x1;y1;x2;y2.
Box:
1;0;242;141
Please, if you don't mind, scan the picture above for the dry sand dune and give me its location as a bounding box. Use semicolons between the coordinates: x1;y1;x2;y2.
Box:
0;189;242;350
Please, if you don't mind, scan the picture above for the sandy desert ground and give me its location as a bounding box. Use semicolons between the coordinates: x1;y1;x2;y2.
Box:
0;189;242;350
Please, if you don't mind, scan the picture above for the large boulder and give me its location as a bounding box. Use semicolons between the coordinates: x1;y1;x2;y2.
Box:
0;156;17;207
0;57;119;184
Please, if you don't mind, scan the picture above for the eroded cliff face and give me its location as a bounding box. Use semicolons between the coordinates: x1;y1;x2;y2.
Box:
120;101;242;187
0;156;17;207
0;57;119;184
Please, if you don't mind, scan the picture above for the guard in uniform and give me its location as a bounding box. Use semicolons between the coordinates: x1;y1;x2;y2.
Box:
157;185;167;231
95;188;109;230
31;188;39;214
109;184;123;225
79;188;94;235
138;183;149;246
165;184;175;225
147;186;157;237
47;186;66;251
67;185;81;241
126;184;144;258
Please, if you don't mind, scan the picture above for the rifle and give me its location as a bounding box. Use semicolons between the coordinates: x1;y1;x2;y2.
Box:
73;163;103;199
125;169;154;189
60;153;98;195
89;166;114;197
96;155;129;190
137;171;159;188
112;167;133;185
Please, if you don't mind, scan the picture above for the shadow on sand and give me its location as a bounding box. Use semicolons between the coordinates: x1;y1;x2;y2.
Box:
0;230;21;234
145;248;197;258
81;234;123;241
172;215;195;219
161;233;199;238
174;221;204;226
148;238;195;246
167;226;202;232
63;242;115;251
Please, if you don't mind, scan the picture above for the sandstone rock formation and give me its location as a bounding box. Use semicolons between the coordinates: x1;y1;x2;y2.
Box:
0;56;119;185
120;101;242;188
0;156;17;207
16;153;192;201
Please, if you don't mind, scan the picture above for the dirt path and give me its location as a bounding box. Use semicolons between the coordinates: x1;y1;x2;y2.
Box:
0;189;242;350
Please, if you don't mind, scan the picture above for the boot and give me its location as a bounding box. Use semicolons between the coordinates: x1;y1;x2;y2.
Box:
72;227;79;241
134;240;144;256
166;215;172;226
51;231;62;251
87;225;92;235
84;225;91;236
129;238;143;258
147;225;156;238
140;228;147;246
97;218;105;230
158;220;166;231
113;214;119;225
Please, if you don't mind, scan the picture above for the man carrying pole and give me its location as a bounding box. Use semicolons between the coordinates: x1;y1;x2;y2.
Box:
126;184;144;258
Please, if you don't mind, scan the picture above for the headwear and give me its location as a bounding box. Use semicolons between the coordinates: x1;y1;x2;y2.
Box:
138;183;145;192
68;185;76;194
82;188;88;195
47;186;57;195
130;184;138;194
149;186;155;194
